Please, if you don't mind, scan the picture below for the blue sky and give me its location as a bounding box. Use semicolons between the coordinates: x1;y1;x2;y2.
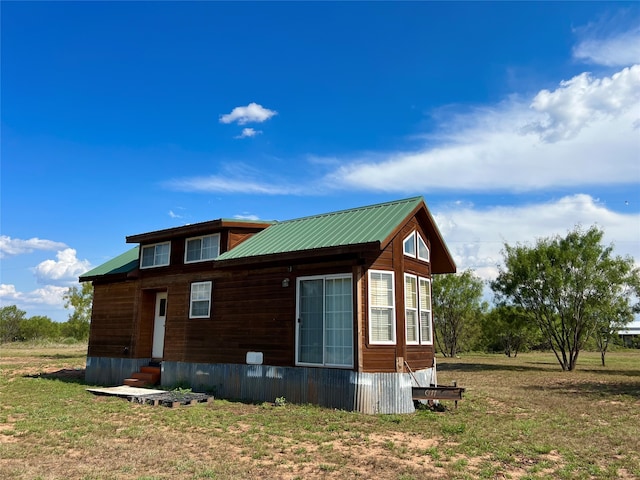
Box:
1;2;639;322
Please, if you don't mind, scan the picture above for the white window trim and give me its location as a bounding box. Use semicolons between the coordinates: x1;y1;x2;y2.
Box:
403;232;416;258
295;273;354;369
368;269;396;345
184;233;221;264
140;242;171;269
419;277;433;345
403;230;430;263
404;273;419;345
417;233;430;262
189;281;212;319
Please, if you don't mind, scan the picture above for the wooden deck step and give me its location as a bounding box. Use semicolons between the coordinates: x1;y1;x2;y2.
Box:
123;365;161;388
131;372;160;383
123;378;149;387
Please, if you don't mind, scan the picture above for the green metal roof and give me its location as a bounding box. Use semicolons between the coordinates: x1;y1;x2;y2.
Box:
217;197;423;261
79;247;139;281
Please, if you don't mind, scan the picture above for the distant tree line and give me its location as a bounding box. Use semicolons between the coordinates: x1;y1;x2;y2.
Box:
0;283;93;343
433;226;640;369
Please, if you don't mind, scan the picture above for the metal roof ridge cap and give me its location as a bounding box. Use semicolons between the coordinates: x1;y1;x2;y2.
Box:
274;196;424;224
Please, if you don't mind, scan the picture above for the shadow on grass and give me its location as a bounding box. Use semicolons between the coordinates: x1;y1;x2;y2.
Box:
437;362;555;374
37;353;85;359
438;362;640;378
24;369;86;384
522;381;640;398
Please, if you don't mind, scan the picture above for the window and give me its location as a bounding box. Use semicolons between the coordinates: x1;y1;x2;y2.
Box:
403;232;416;257
185;234;220;263
368;270;395;344
190;281;212;318
404;275;433;345
419;277;433;344
140;242;170;268
417;234;430;262
403;231;430;263
296;274;353;368
405;274;419;344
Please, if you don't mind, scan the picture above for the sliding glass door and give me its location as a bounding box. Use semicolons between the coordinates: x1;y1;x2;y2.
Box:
296;274;353;368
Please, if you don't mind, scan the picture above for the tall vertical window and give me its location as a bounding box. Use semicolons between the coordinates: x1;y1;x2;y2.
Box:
140;242;170;268
296;274;353;368
368;270;396;344
190;281;212;318
419;277;433;344
405;276;433;345
185;234;220;263
405;274;419;344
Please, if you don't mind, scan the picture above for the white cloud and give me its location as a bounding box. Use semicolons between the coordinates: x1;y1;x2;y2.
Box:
173;66;639;196
526;66;640;142
165;162;311;195
234;214;260;221
0;235;67;258
324;65;640;193
573;15;640;66
434;194;640;284
219;102;277;125
0;283;68;307
33;249;92;286
167;175;303;195
235;128;262;139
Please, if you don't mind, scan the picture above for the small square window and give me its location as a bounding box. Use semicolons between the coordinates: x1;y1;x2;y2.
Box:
185;234;220;263
140;242;170;268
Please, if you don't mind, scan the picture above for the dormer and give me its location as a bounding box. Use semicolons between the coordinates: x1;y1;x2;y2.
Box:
126;219;275;269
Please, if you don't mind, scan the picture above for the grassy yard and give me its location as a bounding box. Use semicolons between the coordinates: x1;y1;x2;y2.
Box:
1;344;638;479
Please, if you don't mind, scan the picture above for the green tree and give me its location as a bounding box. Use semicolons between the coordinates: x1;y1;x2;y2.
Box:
432;270;487;357
19;315;61;341
481;306;540;357
0;305;27;343
62;282;94;340
491;226;640;371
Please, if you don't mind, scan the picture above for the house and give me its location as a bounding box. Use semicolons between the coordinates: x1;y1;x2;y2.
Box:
80;197;456;413
618;319;640;347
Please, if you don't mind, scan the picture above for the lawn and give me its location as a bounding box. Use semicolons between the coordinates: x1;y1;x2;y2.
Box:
1;344;638;479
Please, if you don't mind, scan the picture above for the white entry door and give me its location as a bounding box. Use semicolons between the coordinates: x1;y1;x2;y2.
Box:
152;292;167;359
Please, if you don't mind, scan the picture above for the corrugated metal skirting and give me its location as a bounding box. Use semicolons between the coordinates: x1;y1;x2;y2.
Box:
85;357;435;414
85;356;150;386
162;361;435;414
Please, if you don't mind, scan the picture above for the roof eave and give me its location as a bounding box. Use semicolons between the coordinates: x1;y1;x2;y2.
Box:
378;199;456;274
126;219;274;244
215;242;380;268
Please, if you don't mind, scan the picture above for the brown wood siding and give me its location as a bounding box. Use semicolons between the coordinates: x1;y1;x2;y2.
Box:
136;289;156;358
359;216;436;373
405;345;434;370
89;212;439;374
360;240;398;373
227;228;263;251
87;282;138;358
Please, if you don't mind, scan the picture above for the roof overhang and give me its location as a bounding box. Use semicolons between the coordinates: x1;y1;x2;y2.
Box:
379;201;456;274
214;242;381;269
127;219;275;244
